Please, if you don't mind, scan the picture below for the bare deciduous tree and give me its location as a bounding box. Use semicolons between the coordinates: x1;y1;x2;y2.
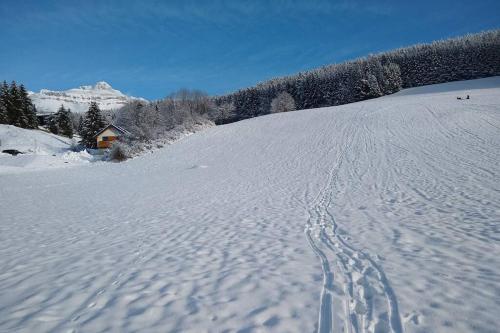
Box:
270;92;296;113
114;89;215;142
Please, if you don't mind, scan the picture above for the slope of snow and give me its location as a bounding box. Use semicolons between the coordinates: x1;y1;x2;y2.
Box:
0;125;94;173
1;77;499;333
394;76;500;96
29;81;147;114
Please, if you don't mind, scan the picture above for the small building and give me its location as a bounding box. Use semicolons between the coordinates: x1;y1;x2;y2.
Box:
36;113;54;127
95;124;129;149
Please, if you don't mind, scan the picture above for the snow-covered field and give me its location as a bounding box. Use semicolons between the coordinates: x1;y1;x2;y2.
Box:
0;125;94;174
1;77;499;333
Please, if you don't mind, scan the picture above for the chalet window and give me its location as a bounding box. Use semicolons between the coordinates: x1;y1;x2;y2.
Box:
102;136;110;141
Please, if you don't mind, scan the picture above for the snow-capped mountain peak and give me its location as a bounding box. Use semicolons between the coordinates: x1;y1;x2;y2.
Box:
94;81;112;90
29;82;147;114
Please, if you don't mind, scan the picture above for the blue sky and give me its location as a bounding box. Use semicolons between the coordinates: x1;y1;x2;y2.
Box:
1;0;499;100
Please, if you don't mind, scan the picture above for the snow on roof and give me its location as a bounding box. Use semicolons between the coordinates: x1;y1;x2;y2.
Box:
94;124;130;138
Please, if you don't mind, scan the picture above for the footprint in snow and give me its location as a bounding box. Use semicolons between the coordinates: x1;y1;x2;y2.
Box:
404;311;422;325
188;165;208;169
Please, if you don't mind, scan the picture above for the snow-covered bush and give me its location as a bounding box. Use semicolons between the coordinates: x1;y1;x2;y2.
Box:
270;92;296;113
211;101;236;124
108;142;129;162
112;90;215;157
115;89;214;143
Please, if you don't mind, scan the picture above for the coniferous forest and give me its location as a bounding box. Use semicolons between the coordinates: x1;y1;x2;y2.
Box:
213;30;500;123
0;81;38;129
1;30;499;139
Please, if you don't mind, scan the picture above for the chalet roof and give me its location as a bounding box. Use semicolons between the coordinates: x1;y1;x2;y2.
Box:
94;124;130;138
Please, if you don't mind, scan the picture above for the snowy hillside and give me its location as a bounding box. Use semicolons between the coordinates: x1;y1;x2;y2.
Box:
29;81;146;114
1;77;499;333
0;125;94;173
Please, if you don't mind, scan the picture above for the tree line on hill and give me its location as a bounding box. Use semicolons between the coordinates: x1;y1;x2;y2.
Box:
3;30;499;157
0;81;77;139
212;29;500;123
0;79;212;157
50;90;215;159
106;30;500;158
0;81;38;129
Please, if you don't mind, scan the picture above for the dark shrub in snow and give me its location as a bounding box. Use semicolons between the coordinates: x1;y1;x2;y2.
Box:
108;142;128;162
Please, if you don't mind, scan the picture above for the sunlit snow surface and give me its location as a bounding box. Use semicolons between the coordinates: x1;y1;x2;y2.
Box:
1;77;499;333
0;126;94;174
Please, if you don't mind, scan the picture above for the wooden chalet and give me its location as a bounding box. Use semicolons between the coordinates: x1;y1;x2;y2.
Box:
95;124;129;149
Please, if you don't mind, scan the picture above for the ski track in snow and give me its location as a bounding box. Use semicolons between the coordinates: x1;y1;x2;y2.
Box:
1;77;500;332
305;107;403;333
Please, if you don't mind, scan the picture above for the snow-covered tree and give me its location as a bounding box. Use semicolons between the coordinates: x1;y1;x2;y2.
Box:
0;81;37;129
360;74;382;99
48;114;59;134
70;113;83;136
213;101;236;124
270;92;296;113
382;63;403;94
0;101;6;124
114;89;214;143
29;104;39;129
51;105;73;138
76;115;84;135
80;102;106;148
18;84;38;129
0;83;7;124
8;82;25;127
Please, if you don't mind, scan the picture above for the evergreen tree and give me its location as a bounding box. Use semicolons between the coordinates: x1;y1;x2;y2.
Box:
80;102;105;148
0;81;11;125
0;99;6;124
77;115;84;136
18;84;38;129
58;107;73;138
29;105;39;128
48;115;59;134
0;82;7;124
49;105;73;137
0;81;37;128
360;74;382;99
382;63;403;94
214;101;236;124
9;81;25;127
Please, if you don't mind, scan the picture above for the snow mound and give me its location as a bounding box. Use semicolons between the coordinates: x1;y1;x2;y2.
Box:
0;125;72;155
60;150;94;162
0;125;94;174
